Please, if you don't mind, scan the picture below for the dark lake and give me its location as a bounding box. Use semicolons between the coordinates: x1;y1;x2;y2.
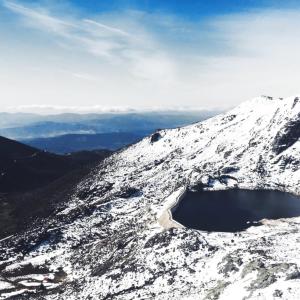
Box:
172;189;300;232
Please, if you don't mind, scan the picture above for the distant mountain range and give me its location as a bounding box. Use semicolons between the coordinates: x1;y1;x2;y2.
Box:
0;111;220;140
0;110;221;154
21;132;147;154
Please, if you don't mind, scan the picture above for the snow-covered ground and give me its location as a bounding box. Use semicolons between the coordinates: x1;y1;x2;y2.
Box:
1;95;300;299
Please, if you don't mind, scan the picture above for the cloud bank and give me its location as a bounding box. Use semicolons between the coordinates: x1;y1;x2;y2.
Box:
1;0;300;111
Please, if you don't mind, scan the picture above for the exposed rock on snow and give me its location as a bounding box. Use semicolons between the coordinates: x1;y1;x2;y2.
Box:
1;96;300;299
150;132;162;143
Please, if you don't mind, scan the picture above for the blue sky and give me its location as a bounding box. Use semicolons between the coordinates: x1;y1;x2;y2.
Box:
1;0;300;113
46;0;299;18
64;0;264;15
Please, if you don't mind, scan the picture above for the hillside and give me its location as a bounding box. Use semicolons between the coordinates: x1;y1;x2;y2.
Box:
0;136;111;239
0;136;110;193
1;96;300;299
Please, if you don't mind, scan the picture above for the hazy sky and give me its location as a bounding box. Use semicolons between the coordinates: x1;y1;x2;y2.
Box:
1;0;300;112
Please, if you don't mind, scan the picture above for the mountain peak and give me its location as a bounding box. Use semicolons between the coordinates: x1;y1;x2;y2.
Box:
1;96;300;299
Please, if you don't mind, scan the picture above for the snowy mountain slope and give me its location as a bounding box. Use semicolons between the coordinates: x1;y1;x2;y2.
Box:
1;96;300;299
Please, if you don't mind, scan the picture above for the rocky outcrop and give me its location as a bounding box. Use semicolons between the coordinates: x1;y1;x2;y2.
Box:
273;113;300;155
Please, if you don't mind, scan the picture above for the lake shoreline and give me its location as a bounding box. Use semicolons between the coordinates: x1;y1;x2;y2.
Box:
158;187;186;230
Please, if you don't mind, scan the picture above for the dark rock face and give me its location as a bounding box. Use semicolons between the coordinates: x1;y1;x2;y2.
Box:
219;253;243;277
222;166;239;174
117;187;140;198
150;132;161;143
292;97;299;109
273;113;300;155
221;114;237;123
144;229;176;249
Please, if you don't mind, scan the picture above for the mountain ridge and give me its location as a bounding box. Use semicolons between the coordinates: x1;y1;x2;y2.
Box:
1;96;300;299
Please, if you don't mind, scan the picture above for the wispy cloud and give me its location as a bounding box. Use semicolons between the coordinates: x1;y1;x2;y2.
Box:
83;19;131;37
2;0;174;82
2;1;136;57
2;0;75;34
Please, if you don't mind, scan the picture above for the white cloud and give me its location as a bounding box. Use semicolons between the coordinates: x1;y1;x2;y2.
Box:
71;72;100;82
1;1;300;111
5;104;212;115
